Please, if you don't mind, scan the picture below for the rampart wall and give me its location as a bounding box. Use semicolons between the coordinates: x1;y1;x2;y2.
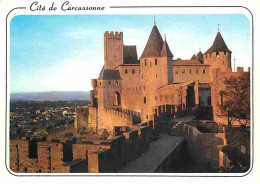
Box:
98;108;135;133
173;65;210;84
182;124;225;171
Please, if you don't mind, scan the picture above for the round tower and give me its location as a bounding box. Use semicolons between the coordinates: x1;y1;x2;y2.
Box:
203;29;232;81
139;21;173;122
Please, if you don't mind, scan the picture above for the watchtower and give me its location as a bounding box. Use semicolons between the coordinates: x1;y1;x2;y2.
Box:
104;31;124;69
203;28;232;81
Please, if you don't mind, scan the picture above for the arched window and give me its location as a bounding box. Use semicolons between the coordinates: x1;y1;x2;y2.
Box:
132;69;135;74
155;58;158;65
125;69;128;74
224;52;227;57
116;81;119;85
114;92;121;105
143;97;146;104
145;60;147;66
216;52;219;57
203;69;206;74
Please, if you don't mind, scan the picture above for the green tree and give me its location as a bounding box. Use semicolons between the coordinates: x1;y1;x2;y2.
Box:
221;72;250;126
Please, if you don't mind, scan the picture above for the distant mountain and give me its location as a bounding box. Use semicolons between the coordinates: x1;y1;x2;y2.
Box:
10;91;90;101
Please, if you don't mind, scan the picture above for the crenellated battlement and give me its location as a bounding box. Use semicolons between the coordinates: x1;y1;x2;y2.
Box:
103;107;133;120
104;31;123;37
75;107;89;114
215;66;250;76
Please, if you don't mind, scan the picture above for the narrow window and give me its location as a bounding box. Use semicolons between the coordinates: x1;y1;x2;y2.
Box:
146;114;148;119
116;81;119;85
224;52;226;57
203;69;206;74
216;52;219;57
176;70;178;74
99;82;101;85
189;69;192;74
156;74;157;78
155;96;157;100
196;69;199;74
220;92;224;106
142;74;144;79
125;69;128;74
108;81;111;85
143;86;145;90
145;60;147;66
132;69;135;74
144;97;146;104
155;58;157;65
182;69;185;74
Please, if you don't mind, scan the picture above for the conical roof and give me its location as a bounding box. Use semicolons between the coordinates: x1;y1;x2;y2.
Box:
161;40;173;57
140;25;163;59
196;51;203;62
191;54;196;60
205;32;231;54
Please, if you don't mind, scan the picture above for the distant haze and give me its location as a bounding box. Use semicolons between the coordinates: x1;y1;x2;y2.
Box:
10;91;90;101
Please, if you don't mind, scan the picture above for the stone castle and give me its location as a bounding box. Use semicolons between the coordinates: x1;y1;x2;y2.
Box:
10;19;250;174
74;20;249;135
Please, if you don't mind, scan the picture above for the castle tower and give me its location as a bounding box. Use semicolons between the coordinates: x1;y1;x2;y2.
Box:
160;34;174;86
195;50;203;63
139;22;173;122
96;67;122;109
203;29;232;81
104;31;124;69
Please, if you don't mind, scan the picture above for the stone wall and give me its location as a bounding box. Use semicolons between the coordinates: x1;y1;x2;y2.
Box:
98;108;134;133
115;64;142;112
183;124;224;171
172;65;210;84
74;107;88;132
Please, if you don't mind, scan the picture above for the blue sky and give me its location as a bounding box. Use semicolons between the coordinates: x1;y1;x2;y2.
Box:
10;14;251;93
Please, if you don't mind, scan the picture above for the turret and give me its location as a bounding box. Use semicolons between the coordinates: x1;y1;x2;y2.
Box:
139;22;163;121
139;19;174;122
160;34;174;85
104;31;124;69
203;28;232;81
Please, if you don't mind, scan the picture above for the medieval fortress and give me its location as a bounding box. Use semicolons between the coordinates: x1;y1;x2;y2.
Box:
10;19;250;173
74;20;250;135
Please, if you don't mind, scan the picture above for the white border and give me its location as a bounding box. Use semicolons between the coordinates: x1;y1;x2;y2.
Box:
5;5;254;177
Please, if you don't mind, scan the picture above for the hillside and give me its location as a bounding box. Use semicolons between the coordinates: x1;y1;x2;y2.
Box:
10;91;90;101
